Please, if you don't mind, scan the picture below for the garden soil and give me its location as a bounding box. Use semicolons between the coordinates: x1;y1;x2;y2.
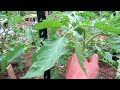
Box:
0;50;117;79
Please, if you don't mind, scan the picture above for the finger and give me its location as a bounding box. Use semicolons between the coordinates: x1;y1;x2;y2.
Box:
84;58;89;64
90;54;98;63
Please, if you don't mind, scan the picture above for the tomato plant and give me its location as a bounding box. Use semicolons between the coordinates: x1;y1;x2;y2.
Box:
0;11;120;79
0;12;39;74
21;11;120;79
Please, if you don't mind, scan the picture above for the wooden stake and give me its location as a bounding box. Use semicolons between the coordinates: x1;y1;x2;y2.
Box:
6;64;17;79
45;11;48;19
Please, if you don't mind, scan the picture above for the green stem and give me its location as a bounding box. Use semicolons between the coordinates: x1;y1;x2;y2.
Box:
62;30;71;39
83;29;86;50
0;25;9;54
1;34;7;53
85;33;101;49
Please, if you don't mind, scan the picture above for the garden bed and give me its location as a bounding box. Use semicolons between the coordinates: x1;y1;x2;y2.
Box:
0;47;118;79
0;52;117;79
0;11;120;79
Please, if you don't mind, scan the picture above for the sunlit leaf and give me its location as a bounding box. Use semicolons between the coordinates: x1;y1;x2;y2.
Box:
94;21;120;34
34;20;62;30
83;11;97;18
22;37;68;78
104;52;113;61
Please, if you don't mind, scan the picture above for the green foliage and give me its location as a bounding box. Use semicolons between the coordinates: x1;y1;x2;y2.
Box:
83;11;97;18
0;45;27;73
95;45;102;52
8;45;26;62
34;20;62;30
23;11;120;79
18;61;24;71
104;52;113;61
94;21;120;34
22;37;68;78
17;57;25;71
74;27;84;35
1;11;120;79
73;35;86;75
110;44;120;52
25;27;33;44
51;68;60;79
0;12;35;75
58;49;73;65
1;59;7;73
84;50;93;58
12;15;24;24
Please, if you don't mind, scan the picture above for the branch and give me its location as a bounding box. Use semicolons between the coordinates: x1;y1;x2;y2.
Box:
0;24;10;53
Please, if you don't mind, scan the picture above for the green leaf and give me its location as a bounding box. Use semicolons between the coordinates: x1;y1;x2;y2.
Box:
95;45;101;52
25;27;33;44
58;50;72;65
0;53;6;62
32;47;40;63
110;37;120;43
73;34;86;75
0;57;2;62
74;27;84;35
1;59;7;73
94;21;120;34
49;27;59;34
58;55;67;65
72;31;84;42
67;41;74;48
6;45;27;62
1;45;26;73
60;15;69;25
51;68;59;79
14;15;24;24
83;11;97;18
18;59;24;71
22;37;68;78
84;50;93;58
110;44;120;52
34;20;62;30
104;52;113;61
8;15;24;25
83;18;90;25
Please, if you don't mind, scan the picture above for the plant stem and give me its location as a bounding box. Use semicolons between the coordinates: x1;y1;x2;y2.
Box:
1;35;6;53
85;33;101;49
83;29;86;50
0;25;9;54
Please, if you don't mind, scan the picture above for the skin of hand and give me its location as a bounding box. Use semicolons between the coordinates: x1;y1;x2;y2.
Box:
66;53;99;79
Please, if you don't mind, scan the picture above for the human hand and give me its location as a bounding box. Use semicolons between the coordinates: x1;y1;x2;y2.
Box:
66;53;99;79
